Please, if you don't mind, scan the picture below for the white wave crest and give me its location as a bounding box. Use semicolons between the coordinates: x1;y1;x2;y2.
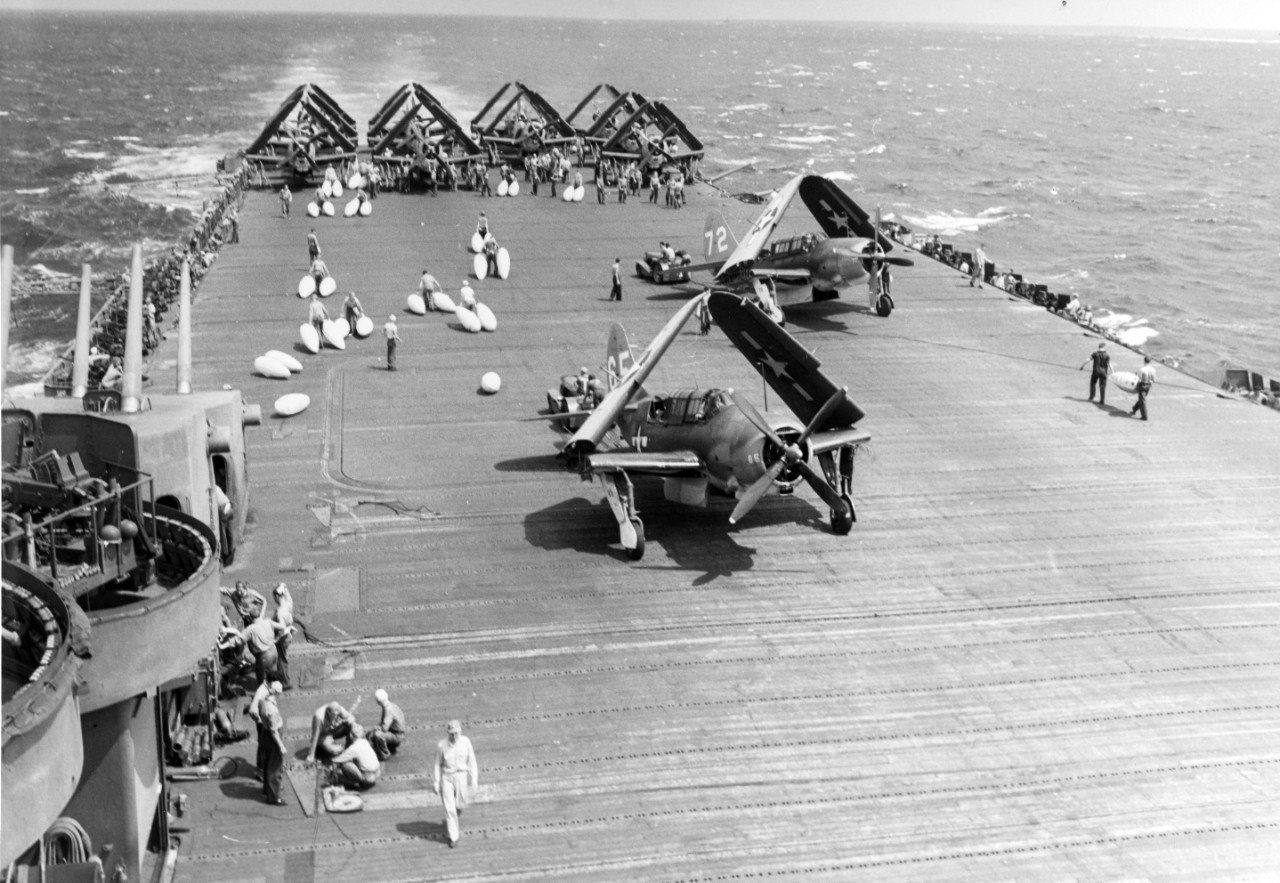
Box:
1094;312;1132;329
4;340;66;382
778;134;837;145
900;211;1009;236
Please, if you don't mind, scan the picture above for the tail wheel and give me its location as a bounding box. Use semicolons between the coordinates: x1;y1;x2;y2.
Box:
875;294;894;317
831;494;855;535
627;517;646;560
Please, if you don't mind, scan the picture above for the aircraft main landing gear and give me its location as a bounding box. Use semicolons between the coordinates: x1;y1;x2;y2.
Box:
831;493;855;535
628;516;645;561
875;293;894;317
820;446;860;536
599;470;646;561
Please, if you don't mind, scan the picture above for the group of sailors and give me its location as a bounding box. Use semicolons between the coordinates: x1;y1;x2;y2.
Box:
303;689;406;793
217;578;478;842
559;366;607;410
911;230;1134;341
214;580;405;801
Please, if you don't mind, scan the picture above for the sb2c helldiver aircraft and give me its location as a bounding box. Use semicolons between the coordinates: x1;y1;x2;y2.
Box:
695;173;913;318
556;291;870;560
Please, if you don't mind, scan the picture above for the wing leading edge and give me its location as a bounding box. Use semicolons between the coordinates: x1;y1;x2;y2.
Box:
715;174;804;281
584;450;705;477
566;294;706;455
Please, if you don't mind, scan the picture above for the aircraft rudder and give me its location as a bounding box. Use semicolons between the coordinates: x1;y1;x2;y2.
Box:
703;210;737;261
606;322;633;390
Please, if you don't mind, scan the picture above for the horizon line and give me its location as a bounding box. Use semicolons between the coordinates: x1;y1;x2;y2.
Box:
0;7;1276;34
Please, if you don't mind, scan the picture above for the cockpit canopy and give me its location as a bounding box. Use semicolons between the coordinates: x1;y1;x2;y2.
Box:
763;232;824;260
648;389;728;425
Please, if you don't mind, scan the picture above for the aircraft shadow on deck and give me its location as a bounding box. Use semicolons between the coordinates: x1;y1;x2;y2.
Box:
642;284;706;302
493;453;567;473
779;310;858;335
522;489;828;584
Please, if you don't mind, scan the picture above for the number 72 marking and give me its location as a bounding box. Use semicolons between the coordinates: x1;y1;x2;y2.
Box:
704;225;729;255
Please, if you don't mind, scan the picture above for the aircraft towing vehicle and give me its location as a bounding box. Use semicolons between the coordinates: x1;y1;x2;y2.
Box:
635;246;693;284
554;292;870;560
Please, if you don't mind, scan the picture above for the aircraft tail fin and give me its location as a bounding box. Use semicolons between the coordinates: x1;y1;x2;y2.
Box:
605;322;634;391
703;211;738;262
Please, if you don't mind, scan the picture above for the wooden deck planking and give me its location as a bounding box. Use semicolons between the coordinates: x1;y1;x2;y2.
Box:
169;183;1280;882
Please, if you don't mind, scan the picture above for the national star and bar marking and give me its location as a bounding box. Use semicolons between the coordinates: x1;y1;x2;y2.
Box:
740;331;813;402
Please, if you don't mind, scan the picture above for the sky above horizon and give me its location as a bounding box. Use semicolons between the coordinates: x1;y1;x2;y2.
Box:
1;0;1277;31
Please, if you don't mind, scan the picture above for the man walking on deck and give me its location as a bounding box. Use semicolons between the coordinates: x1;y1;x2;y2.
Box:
307;228;320;262
342;291;364;328
1131;356;1156;421
272;583;295;689
609;258;622;301
484;237;500;278
433;720;478;848
1081;342;1112;405
385;314;401;371
970;243;986;288
308;295;329;338
419;269;443;310
280;185;292;217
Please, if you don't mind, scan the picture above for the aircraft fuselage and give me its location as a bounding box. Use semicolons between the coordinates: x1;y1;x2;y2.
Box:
756;236;871;293
620;389;802;496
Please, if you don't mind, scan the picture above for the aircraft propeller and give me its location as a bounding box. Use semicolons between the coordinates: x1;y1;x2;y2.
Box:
728;388;851;525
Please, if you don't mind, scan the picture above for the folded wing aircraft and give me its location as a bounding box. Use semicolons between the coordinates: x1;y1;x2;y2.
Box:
689;174;913;317
558;292;870;560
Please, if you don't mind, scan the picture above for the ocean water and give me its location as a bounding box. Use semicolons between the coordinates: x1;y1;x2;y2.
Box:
3;12;1278;386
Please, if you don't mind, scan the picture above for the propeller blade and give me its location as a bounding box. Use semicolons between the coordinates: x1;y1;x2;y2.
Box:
729;391;785;448
864;254;914;267
729;460;786;525
796;387;847;447
795;460;849;514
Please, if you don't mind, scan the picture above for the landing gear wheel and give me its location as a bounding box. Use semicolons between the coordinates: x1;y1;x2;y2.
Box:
875;294;894;318
627;517;645;561
831;494;855;535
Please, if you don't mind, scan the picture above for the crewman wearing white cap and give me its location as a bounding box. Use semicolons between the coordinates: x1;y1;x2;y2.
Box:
369;688;406;760
433;719;478;848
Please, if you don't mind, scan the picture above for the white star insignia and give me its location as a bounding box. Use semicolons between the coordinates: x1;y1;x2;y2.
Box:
817;198;851;235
